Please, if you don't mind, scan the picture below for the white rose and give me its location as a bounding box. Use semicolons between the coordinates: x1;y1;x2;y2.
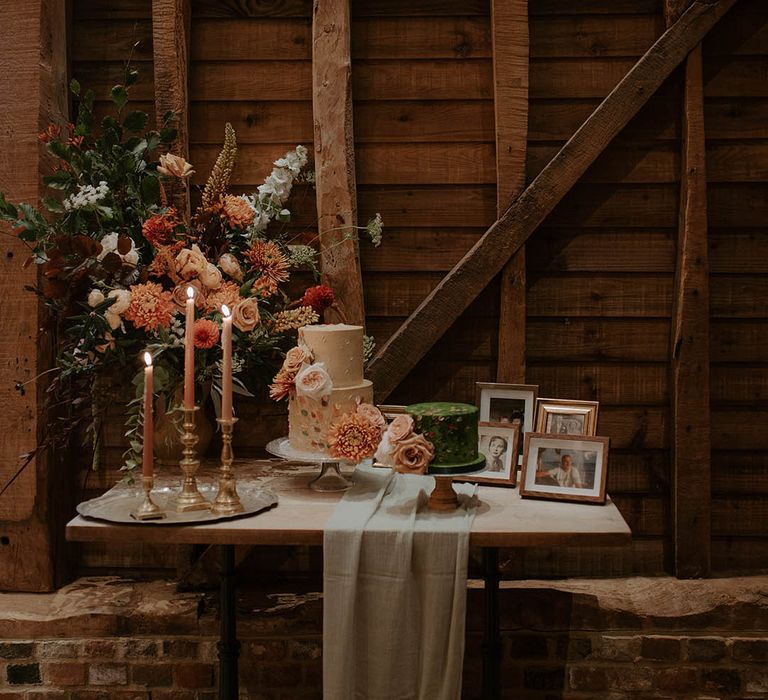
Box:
107;289;132;315
294;362;333;401
218;253;243;282
105;312;122;330
199;262;223;289
87;289;105;307
97;232;119;261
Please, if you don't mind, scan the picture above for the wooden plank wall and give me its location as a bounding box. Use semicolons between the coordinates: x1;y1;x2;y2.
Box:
704;0;768;573
67;0;768;578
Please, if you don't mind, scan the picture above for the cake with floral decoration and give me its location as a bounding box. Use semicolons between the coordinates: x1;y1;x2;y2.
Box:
405;402;486;474
270;323;374;455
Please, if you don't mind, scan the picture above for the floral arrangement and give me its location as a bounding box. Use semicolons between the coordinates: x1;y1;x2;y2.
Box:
0;70;382;477
375;414;435;474
328;403;387;463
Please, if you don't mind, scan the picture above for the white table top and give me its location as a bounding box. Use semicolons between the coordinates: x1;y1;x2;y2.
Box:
66;461;631;548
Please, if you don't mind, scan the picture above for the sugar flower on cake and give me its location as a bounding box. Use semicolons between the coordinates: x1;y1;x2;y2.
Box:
328;412;382;463
294;362;333;401
391;433;434;475
269;369;295;402
283;345;313;375
356;402;387;434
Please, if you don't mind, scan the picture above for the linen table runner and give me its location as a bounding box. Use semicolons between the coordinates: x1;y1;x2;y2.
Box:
323;466;478;700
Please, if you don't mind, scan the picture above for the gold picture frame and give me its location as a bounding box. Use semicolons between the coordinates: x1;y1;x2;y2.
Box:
534;398;599;436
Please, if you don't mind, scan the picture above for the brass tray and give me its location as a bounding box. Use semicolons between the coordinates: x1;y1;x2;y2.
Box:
76;481;278;525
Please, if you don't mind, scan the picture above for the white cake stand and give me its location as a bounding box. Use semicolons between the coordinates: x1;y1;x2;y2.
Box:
266;437;358;492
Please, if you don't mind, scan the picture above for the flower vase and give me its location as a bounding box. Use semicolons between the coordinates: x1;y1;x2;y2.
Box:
153;390;214;468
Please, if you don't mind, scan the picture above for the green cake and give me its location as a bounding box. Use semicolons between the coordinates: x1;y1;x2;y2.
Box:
405;402;486;475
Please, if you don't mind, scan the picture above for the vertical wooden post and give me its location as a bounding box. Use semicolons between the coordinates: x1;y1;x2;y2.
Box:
312;0;366;327
667;1;711;577
493;0;529;383
152;0;191;219
0;0;68;591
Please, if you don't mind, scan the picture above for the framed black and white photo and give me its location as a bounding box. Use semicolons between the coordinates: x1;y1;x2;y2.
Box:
456;422;519;488
475;383;537;465
534;398;599;436
519;433;610;504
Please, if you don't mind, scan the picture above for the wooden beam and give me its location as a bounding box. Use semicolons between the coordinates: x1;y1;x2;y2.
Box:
368;0;737;403
313;0;366;326
492;0;529;383
667;1;711;578
0;0;68;591
152;0;191;218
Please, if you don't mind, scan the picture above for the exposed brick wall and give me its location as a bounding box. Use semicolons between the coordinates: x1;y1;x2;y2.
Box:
1;576;767;699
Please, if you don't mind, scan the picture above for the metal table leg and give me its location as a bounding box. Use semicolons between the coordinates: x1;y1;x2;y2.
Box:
218;544;240;699
482;547;501;700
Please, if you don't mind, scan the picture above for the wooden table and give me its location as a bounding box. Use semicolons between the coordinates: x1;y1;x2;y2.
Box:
66;463;631;699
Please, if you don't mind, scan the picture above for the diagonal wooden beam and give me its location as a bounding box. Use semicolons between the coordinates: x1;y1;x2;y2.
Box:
313;0;365;326
493;0;529;384
369;0;737;403
152;0;191;219
666;2;711;578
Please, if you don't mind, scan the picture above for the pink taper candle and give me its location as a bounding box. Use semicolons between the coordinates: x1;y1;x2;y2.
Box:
184;286;195;409
143;352;154;477
221;305;233;421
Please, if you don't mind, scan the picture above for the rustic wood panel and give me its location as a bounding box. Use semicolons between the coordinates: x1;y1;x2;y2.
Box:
492;0;529;384
152;0;191;216
670;39;710;578
712;537;768;573
70;20;154;61
711;320;768;362
712;451;768;495
704;56;768;97
191;0;492;18
359;229;482;272
711;365;768;403
527;229;676;272
710;275;768;317
712;410;768;450
527;319;671;362
527;363;669;405
0;0;68;592
528;274;673;317
709;184;768;227
530;15;662;58
73;0;151;19
530;0;660;14
313;0;365;326
710;231;768;272
189;102;313;143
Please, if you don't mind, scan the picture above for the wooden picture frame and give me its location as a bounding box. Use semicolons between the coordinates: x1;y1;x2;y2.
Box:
519;433;610;504
456;422;519;488
534;398;599;436
475;382;538;465
377;404;407;421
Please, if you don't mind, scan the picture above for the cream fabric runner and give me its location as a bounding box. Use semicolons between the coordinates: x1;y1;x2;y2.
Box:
323;465;478;700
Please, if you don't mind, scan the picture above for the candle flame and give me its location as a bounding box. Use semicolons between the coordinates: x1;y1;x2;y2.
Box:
186;285;195;300
143;351;152;367
222;304;231;318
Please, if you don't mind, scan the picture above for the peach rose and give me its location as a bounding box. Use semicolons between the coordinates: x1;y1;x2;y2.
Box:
218;253;243;282
158;153;195;178
294;362;333;401
392;433;434;475
199;262;223;289
171;280;205;310
387;414;415;443
231;297;260;332
175;244;207;280
357;403;387;434
282;345;312;375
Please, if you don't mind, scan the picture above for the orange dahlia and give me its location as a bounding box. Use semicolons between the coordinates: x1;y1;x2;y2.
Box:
220;195;255;229
204;281;242;313
244;240;290;285
328;413;382;463
193;319;220;349
142;209;179;247
269;369;295;402
123;282;175;331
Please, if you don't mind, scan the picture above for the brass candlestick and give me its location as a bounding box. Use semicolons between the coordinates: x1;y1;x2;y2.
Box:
131;475;166;520
176;406;209;512
211;417;244;516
